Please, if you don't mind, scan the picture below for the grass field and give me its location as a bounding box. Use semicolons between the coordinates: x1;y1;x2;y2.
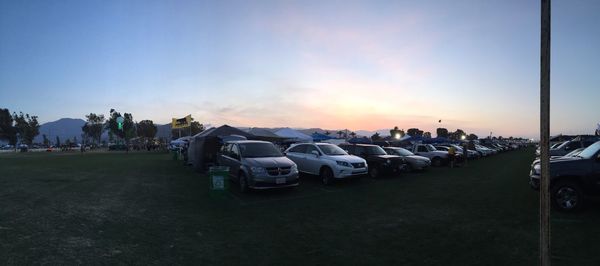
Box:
1;148;599;265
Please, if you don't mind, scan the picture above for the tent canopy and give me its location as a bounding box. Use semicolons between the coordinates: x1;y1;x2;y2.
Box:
274;128;312;142
188;125;254;172
245;127;288;142
348;136;372;144
311;132;334;142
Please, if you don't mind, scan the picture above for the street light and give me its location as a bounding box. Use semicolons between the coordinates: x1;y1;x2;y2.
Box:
461;135;466;140
394;133;400;139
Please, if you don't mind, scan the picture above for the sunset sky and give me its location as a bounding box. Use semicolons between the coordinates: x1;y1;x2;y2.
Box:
1;0;600;138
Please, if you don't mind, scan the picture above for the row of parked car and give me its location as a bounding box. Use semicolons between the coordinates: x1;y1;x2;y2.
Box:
215;139;521;193
529;136;600;212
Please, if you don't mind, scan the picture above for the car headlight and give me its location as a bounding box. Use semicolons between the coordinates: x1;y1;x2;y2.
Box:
290;164;298;172
533;164;541;174
385;159;391;165
336;161;350;167
250;166;267;175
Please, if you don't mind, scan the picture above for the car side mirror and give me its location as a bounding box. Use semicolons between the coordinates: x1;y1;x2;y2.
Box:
311;150;319;157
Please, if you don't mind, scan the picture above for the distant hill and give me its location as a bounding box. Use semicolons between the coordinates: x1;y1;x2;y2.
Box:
35;118;86;143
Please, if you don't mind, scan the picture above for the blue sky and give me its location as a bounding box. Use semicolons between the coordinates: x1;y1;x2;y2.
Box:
1;0;599;138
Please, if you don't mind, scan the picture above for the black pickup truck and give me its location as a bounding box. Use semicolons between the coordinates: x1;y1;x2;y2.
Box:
529;141;600;211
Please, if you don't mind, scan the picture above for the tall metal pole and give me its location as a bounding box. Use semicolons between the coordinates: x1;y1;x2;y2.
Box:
540;0;551;265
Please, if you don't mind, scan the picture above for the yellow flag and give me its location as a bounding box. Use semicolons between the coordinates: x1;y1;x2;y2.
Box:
172;115;192;129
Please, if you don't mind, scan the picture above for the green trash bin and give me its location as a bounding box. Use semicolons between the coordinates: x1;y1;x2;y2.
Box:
208;166;229;197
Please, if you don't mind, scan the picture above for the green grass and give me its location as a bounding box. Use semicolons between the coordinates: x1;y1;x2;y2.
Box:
0;148;599;265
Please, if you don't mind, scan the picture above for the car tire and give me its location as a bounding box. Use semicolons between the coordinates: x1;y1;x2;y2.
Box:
404;163;413;173
239;173;249;193
551;180;584;212
320;167;334;186
432;157;442;167
369;167;379;178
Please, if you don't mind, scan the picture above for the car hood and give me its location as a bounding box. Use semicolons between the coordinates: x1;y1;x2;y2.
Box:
327;155;365;163
367;154;404;162
243;157;295;167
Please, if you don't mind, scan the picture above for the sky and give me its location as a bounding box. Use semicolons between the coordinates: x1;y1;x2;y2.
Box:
1;0;599;138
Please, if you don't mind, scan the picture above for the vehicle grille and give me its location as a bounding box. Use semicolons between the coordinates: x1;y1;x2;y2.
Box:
266;167;291;176
351;162;365;168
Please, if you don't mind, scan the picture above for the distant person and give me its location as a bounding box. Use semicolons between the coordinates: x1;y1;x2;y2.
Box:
448;146;456;168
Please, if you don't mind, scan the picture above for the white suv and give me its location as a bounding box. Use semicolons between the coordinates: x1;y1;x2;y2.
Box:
284;143;368;185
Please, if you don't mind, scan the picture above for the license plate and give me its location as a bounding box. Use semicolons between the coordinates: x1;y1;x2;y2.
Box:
276;178;286;184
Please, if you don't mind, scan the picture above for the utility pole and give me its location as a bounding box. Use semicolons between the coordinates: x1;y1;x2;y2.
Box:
540;0;551;265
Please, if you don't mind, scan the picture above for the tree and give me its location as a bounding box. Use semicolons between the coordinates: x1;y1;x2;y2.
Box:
423;132;432;138
467;134;479;141
171;120;204;138
350;131;356;138
407;128;424;137
336;130;343;138
137;120;158;142
105;109;135;142
449;129;466;141
325;131;331;136
0;108;16;146
55;136;61;146
12;112;40;145
371;132;381;141
82;113;105;145
42;134;49;146
436;128;449;138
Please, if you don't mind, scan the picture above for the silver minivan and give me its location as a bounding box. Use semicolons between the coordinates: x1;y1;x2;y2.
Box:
218;140;299;192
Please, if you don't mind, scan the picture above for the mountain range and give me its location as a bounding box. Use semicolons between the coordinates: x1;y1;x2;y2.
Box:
33;118;392;144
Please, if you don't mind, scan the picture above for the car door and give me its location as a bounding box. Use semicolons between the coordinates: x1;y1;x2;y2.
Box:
304;145;322;175
286;144;308;172
227;144;243;178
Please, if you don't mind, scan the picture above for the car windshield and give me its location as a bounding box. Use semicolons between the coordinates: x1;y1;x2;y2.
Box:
576;141;600;159
365;146;387;155
390;147;413;156
564;148;583;157
550;142;563;149
317;144;348;155
239;143;283;158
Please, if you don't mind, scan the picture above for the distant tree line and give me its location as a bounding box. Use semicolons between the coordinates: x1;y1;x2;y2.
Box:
0;108;40;147
1;107;206;149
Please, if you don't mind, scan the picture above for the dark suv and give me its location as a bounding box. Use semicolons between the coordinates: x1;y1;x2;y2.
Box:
339;143;406;178
218;140;299;192
529;141;600;211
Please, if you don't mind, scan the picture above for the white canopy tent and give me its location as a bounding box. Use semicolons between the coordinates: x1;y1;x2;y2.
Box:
274;128;312;143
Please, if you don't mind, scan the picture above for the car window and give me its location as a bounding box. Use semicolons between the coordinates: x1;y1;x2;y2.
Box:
230;144;241;159
417;146;427;152
354;146;365;155
288;144;306;153
306;145;320;155
239;142;283;158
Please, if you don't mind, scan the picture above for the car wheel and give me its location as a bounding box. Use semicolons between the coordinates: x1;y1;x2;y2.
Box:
432;157;442;167
239;173;249;193
321;167;334;185
369;167;379;178
551;180;584;212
